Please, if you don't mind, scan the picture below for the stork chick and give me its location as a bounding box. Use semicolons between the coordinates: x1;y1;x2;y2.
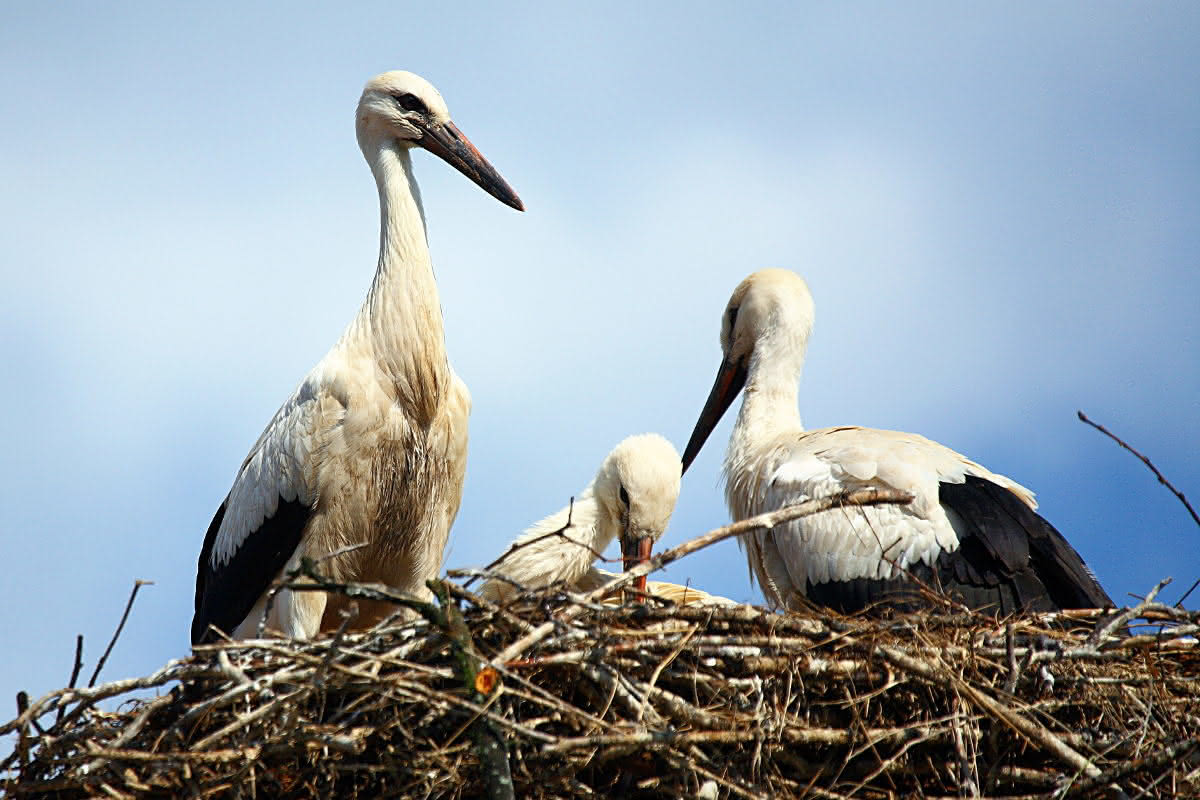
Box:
681;269;1113;615
480;434;682;603
192;72;522;644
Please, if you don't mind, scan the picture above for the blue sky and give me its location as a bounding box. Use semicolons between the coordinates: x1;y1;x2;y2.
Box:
1;3;1197;708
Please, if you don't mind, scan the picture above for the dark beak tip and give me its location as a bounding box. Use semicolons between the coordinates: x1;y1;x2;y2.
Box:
421;121;525;213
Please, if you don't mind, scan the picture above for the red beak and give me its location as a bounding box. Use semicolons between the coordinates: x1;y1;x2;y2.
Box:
621;536;654;593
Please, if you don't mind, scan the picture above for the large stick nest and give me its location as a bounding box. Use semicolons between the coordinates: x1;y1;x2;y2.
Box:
3;577;1199;799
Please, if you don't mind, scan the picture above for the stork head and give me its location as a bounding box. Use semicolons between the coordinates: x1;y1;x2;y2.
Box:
682;269;814;472
357;70;523;211
594;434;682;592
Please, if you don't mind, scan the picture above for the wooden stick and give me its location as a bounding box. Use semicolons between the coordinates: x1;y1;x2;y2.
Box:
1078;410;1199;528
88;580;152;688
56;635;85;725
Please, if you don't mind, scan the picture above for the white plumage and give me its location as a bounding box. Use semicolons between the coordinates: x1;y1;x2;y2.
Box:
480;434;682;603
192;71;523;644
681;269;1112;614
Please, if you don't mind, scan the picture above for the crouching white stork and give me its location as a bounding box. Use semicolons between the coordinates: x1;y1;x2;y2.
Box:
192;71;523;644
480;434;682;603
680;269;1113;615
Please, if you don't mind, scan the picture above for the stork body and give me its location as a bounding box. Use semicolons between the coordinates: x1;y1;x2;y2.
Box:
192;72;522;644
681;269;1112;615
480;434;682;604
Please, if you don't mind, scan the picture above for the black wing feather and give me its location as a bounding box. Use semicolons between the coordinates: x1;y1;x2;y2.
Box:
805;476;1112;614
942;476;1113;610
190;497;312;644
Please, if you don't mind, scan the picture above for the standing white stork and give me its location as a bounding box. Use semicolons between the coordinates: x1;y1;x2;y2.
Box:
191;71;523;644
680;269;1113;615
479;434;682;603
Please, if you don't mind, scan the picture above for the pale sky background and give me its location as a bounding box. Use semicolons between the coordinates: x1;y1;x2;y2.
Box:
1;4;1198;710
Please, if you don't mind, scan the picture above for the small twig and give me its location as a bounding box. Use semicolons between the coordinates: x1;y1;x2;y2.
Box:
1003;623;1020;695
1078;410;1199;528
315;602;359;689
636;625;700;722
84;743;262;763
313;540;370;565
88;580;152;688
465;497;582;589
1086;578;1170;648
56;635;85;725
14;692;30;770
67;634;84;689
950;692;981;798
1175;576;1200;609
215;649;251;686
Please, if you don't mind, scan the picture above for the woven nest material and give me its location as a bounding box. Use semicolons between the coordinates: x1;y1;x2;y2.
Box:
3;575;1199;800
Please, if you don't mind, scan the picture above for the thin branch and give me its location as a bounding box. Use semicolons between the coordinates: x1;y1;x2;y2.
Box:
1078;410;1199;528
314;602;359;689
1175;576;1200;609
312;540;370;564
1086;578;1170;648
88;579;152;688
56;635;85;724
636;624;699;722
465;497;612;590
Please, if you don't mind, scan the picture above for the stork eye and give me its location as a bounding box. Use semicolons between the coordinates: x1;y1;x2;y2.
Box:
618;486;630;507
393;93;427;114
726;305;739;331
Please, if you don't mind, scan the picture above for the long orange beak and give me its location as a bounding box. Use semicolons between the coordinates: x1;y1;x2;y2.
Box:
418;120;524;211
621;536;654;593
681;356;747;474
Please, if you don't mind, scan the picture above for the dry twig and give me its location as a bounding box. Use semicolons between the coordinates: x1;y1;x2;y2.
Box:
1078;410;1199;528
88;579;152;688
